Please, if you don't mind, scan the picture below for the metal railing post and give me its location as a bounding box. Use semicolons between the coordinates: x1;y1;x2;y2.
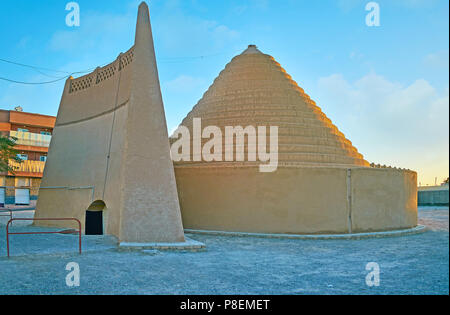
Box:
6;221;10;257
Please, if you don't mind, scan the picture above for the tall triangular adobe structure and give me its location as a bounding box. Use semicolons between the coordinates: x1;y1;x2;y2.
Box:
35;2;185;243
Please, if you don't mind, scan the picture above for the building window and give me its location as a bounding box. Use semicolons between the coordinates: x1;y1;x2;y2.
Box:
40;131;52;136
17;154;28;161
17;128;29;133
40;156;47;162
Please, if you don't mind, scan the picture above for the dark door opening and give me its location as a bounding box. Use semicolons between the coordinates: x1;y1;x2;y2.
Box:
85;210;103;235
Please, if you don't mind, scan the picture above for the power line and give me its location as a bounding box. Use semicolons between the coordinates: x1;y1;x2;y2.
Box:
0;58;108;85
0;47;246;85
158;48;244;63
159;52;225;62
0;59;69;79
0;76;69;85
0;57;103;75
0;58;72;74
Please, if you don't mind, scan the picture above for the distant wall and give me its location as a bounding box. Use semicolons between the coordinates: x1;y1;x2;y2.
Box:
418;186;449;206
175;166;417;234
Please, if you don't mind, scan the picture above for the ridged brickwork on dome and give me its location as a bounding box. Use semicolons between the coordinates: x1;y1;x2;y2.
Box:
175;45;369;168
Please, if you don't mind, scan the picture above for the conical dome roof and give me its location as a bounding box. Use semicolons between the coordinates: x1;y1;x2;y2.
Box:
175;45;369;168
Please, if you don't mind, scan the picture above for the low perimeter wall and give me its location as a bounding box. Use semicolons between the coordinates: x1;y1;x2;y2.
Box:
418;187;449;206
174;166;418;234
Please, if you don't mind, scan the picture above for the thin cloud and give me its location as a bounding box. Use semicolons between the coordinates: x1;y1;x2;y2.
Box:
424;50;449;70
317;72;449;184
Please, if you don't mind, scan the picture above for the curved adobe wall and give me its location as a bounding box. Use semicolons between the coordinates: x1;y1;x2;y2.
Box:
174;166;417;234
57;47;134;125
172;45;417;235
35;48;135;236
35;3;186;244
350;167;417;232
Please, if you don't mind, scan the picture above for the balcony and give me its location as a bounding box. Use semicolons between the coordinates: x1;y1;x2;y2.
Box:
9;160;46;175
10;130;51;148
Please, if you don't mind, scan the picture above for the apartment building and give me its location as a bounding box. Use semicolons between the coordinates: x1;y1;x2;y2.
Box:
0;108;56;206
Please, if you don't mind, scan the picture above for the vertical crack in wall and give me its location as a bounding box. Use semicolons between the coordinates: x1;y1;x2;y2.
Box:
347;169;353;234
102;66;123;200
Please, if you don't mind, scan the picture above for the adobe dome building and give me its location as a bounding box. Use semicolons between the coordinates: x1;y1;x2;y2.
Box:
172;45;418;235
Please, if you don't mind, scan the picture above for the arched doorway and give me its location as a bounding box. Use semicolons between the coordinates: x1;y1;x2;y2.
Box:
85;200;106;235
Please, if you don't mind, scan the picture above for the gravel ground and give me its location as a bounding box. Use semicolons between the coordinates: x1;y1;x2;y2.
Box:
0;207;448;295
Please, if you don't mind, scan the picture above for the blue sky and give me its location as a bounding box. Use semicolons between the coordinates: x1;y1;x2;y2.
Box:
0;0;448;185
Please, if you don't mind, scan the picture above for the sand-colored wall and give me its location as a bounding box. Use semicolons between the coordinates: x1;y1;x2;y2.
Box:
350;168;417;232
34;54;133;236
175;166;417;234
35;3;186;243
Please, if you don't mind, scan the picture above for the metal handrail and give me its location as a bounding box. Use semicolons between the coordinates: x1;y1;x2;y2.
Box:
6;218;82;258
